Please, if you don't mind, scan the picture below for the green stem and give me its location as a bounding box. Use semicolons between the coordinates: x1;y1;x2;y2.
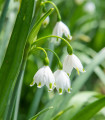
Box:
30;47;49;65
41;1;61;21
31;46;48;57
44;48;62;69
32;35;73;54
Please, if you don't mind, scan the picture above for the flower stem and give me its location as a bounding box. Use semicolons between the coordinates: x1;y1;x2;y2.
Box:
32;35;73;54
30;47;49;65
44;48;63;69
41;1;61;21
31;46;47;57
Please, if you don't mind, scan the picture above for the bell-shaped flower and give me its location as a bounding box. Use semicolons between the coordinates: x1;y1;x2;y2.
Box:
30;66;55;91
54;70;71;95
63;54;86;75
51;21;72;44
42;15;50;27
84;2;95;14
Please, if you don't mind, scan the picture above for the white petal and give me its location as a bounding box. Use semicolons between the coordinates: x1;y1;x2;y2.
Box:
60;21;71;39
42;14;50;27
63;55;73;75
65;77;71;93
51;21;71;45
84;2;95;13
54;70;71;95
72;54;84;72
31;66;55;89
45;66;55;90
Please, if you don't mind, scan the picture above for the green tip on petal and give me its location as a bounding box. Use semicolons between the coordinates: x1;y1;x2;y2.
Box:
49;83;52;90
43;22;47;26
83;68;86;72
68;88;71;93
67;73;69;76
76;68;80;75
68;35;72;40
48;89;52;92
37;82;41;88
59;88;62;95
54;83;56;87
30;81;34;87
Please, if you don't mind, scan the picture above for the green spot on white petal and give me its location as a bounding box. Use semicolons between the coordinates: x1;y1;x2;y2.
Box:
67;73;69;76
83;68;86;72
49;83;52;90
30;81;34;87
68;35;72;40
54;83;56;87
68;88;71;93
59;88;62;95
48;89;52;92
76;68;80;75
37;82;41;88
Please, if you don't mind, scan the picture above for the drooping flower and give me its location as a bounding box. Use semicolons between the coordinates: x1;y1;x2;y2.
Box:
51;21;72;44
83;2;95;14
42;15;50;27
63;54;86;75
54;70;71;95
30;66;55;91
75;0;85;5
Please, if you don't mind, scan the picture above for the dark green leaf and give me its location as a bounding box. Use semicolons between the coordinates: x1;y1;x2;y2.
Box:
0;0;34;118
29;106;53;120
71;96;105;120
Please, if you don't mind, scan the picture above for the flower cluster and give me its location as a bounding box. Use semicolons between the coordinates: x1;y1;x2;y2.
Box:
30;1;86;95
30;51;85;95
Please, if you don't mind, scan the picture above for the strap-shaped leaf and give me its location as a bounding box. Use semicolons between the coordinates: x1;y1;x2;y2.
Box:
71;96;105;120
29;106;53;120
0;0;34;117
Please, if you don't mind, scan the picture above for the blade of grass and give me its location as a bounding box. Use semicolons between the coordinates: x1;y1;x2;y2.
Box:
27;88;44;119
71;96;105;120
29;106;53;120
0;0;34;118
52;105;74;120
0;0;10;33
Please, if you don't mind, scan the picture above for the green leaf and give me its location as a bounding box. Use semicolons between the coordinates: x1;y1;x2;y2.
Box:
4;7;54;120
52;105;73;120
27;8;54;43
0;0;10;33
60;91;100;120
71;96;105;120
29;106;53;120
27;88;44;119
0;0;34;118
76;51;105;85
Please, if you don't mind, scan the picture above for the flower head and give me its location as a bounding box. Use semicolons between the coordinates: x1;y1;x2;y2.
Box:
84;2;95;14
54;70;71;95
51;21;72;44
42;15;50;27
63;54;86;75
30;66;55;91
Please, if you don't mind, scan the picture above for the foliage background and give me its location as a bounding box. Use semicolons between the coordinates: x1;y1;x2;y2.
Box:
0;0;105;120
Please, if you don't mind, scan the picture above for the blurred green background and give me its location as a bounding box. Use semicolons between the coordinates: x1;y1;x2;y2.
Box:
0;0;105;120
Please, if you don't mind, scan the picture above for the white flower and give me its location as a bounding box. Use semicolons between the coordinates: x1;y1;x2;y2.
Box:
84;2;95;14
54;70;71;95
42;15;50;27
63;54;86;75
75;0;85;5
30;66;55;91
51;21;72;45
